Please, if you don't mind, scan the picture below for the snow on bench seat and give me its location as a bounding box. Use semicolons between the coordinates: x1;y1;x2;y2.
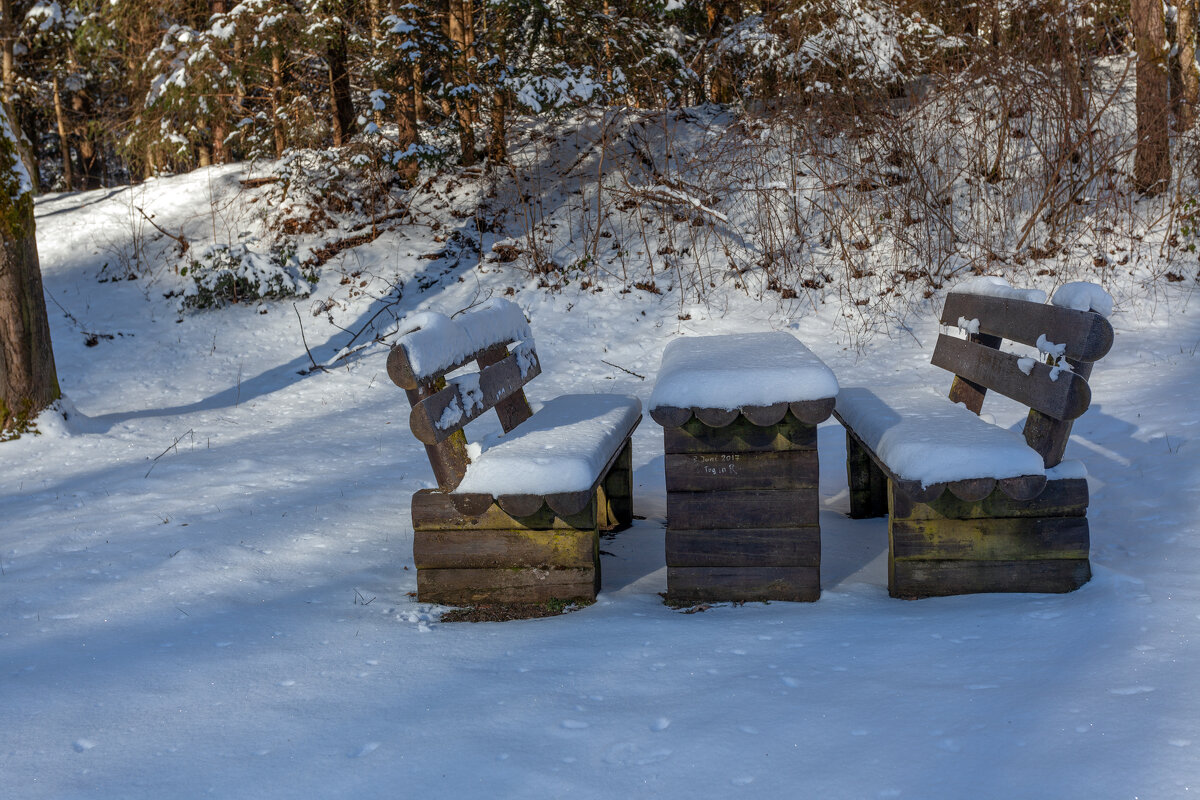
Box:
455;393;642;498
649;332;838;416
835;385;1045;488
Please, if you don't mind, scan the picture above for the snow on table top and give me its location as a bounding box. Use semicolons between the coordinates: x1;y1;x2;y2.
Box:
649;332;838;411
836;385;1045;486
1052;281;1114;318
455;393;642;496
396;298;531;381
951;276;1047;304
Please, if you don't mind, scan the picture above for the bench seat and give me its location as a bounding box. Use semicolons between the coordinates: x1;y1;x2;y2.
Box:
455;393;642;501
835;385;1045;487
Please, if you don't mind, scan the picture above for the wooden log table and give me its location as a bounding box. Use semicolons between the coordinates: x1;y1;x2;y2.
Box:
649;333;839;603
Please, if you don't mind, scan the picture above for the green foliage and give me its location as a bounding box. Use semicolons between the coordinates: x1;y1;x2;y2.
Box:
181;241;314;310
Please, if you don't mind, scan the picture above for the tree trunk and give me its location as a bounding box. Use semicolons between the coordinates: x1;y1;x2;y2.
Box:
1132;0;1171;195
1;0;38;193
448;0;476;166
1179;0;1200;131
272;44;286;158
71;90;105;189
52;76;74;191
1058;1;1084;119
0;107;59;436
327;14;357;147
396;60;420;186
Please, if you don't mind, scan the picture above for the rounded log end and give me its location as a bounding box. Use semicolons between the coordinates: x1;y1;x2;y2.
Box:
545;490;593;518
790;397;836;425
447;492;494;517
694;407;740;428
741;402;789;427
998;474;1048;501
387;345;419;390
496;493;546;518
897;479;946;504
947;477;996;502
649;405;692;428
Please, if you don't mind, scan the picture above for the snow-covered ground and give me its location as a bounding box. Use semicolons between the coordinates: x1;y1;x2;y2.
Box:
4;163;1200;799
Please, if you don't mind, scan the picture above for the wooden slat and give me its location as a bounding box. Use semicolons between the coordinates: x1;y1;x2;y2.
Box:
664;412;817;454
387;332;528;390
405;381;469;490
477;343;534;433
932;334;1091;421
667;489;819;529
890;478;1087;521
665;450;818;492
666;527;821;567
409;347;541;444
889;516;1089;562
1024;359;1094;468
413;529;598;569
947;332;1002;414
941;292;1114;363
417;566;599;605
667;566;820;603
601;442;634;528
411;489;597;531
889;558;1091;599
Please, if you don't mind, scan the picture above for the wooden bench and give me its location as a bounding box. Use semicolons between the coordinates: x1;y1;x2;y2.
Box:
387;299;641;606
832;279;1114;598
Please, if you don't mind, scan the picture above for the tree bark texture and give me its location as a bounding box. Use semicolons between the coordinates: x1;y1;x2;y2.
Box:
448;0;476;166
1132;0;1170;195
1178;0;1200;132
0;110;59;434
326;10;357;148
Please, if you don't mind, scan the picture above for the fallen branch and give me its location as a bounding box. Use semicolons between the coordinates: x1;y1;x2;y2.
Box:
134;206;189;255
602;359;645;380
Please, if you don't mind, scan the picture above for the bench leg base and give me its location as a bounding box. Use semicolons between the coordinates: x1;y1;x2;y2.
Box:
886;479;1091;598
846;430;888;518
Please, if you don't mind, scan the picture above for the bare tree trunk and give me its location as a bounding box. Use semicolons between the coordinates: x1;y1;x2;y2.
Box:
396;60;420;185
0;108;59;436
448;0;476;165
71;90;105;189
272;44;286;158
1179;0;1200;131
1059;1;1085;119
1132;0;1171;195
52;76;74;191
326;9;357;147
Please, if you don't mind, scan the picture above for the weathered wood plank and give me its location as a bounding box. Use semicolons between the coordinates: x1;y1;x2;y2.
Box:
941;292;1114;363
418;566;599;605
667;489;819;529
477;343;534;433
889;558;1091;598
667;566;820;603
414;529;598;569
932;334;1092;421
411;489;598;531
405;381;469;490
694;407;740;427
1024;359;1094;468
664;412;817;454
789;397;837;425
846;429;888;518
742;403;789;426
889;478;1088;521
889;516;1089;562
664;450;818;492
666;527;821;567
947;332;1002;414
408;347;540;444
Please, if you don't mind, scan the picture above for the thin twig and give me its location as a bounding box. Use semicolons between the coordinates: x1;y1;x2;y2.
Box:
602;359;645;380
145;429;194;478
294;303;330;374
133;206;189;254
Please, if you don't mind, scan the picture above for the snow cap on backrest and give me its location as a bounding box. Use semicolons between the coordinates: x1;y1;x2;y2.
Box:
1051;282;1113;318
390;299;532;388
950;276;1047;304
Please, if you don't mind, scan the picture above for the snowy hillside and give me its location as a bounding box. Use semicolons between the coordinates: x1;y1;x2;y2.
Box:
3;155;1200;798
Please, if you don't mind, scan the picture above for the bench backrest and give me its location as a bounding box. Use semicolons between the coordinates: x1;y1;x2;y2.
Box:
387;299;541;489
934;287;1114;468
